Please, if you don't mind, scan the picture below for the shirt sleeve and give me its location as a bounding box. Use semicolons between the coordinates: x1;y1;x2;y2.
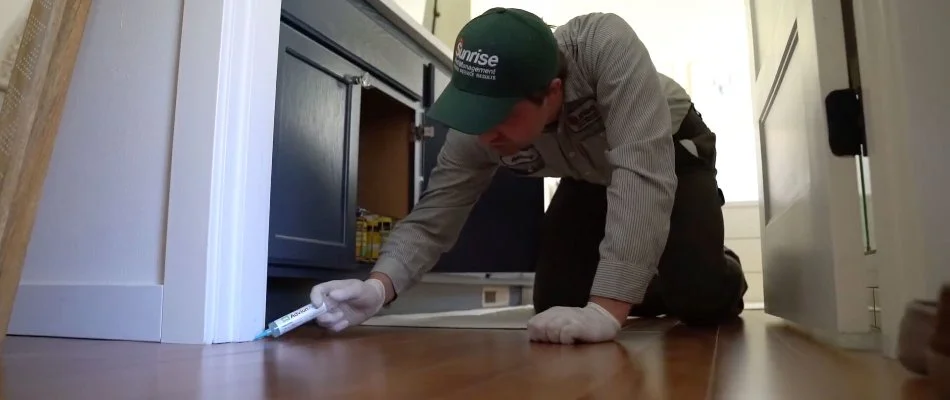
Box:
586;14;678;304
371;130;498;294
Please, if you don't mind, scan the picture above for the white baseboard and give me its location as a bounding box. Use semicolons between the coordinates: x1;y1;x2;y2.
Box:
8;283;163;342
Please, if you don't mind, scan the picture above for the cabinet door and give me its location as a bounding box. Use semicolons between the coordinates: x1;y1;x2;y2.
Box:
269;23;363;269
420;65;544;273
419;65;451;191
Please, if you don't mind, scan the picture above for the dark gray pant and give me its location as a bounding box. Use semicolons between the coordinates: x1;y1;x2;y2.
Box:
532;106;748;326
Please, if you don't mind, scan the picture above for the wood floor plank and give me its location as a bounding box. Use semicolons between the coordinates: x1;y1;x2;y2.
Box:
710;312;935;400
629;323;721;399
444;332;664;399
0;311;936;399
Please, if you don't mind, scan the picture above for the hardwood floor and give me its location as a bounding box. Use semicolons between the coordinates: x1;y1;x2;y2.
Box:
0;311;936;399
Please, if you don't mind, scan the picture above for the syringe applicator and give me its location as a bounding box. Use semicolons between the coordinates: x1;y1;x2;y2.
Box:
254;301;329;340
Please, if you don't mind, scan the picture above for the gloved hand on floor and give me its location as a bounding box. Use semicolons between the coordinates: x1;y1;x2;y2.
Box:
310;278;386;332
527;302;622;344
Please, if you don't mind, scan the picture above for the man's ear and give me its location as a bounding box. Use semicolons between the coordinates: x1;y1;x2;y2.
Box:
541;78;561;104
546;78;564;106
549;78;563;94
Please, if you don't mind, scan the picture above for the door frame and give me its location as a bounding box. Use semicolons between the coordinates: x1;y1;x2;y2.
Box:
850;0;948;358
160;0;280;344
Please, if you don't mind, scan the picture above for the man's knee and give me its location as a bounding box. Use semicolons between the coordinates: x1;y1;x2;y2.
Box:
665;256;747;326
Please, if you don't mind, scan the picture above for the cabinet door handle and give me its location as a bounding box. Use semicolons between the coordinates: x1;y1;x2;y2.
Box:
344;73;371;88
413;125;435;141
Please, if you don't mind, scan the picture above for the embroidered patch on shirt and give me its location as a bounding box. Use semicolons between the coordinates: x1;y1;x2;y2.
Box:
564;97;606;140
499;146;546;175
564;97;599;133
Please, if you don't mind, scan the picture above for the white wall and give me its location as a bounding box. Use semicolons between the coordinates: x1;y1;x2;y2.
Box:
8;0;184;341
22;0;181;285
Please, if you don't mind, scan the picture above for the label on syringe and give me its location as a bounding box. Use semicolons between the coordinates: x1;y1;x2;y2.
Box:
272;302;328;335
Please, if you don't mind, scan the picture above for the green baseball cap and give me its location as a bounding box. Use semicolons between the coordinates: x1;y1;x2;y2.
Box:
427;8;559;134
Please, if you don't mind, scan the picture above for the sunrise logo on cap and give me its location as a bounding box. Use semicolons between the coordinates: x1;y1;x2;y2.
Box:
453;37;500;81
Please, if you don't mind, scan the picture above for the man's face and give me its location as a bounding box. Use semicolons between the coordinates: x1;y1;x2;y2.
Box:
477;79;562;156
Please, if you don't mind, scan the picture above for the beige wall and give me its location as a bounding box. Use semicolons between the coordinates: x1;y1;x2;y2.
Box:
429;0;471;47
391;0;430;25
390;0;471;47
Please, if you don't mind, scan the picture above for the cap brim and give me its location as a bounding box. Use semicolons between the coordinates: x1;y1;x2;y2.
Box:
426;84;521;135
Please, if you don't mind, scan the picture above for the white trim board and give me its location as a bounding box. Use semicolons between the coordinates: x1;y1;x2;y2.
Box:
161;0;278;344
208;0;280;345
8;283;163;342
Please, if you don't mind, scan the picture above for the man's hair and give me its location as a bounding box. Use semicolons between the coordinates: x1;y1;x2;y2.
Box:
526;48;568;105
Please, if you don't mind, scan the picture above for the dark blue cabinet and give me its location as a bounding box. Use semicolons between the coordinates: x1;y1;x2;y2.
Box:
418;64;450;192
269;23;362;269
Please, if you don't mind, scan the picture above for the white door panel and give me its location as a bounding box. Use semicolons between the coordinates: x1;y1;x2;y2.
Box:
746;0;876;346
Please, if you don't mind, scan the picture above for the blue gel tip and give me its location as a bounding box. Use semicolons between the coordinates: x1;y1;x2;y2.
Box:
254;329;271;341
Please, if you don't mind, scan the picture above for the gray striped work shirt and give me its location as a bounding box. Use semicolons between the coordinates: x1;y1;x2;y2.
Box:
373;12;692;305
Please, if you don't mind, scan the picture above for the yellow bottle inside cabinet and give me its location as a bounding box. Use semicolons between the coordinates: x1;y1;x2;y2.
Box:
359;223;367;260
355;217;365;259
358;219;366;260
380;219;392;249
363;221;377;260
371;224;381;260
365;220;374;260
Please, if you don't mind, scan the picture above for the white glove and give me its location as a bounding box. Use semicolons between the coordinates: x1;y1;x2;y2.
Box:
527;302;622;344
310;278;386;332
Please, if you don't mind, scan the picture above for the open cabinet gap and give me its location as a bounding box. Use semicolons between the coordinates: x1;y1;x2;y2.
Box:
356;87;415;220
